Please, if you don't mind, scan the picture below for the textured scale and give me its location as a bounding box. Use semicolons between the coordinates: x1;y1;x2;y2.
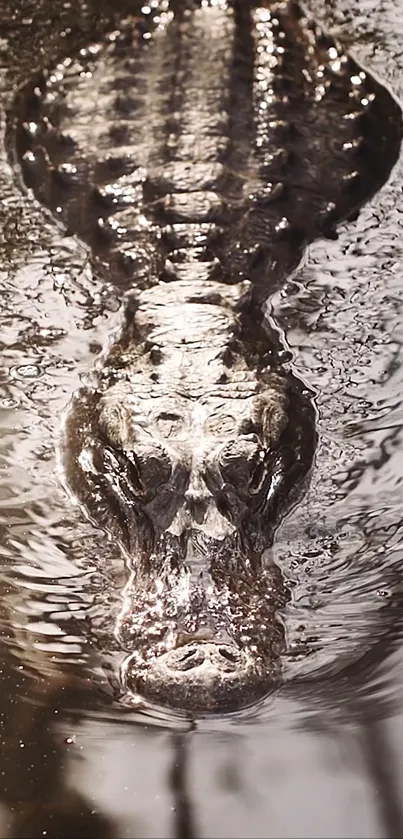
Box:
8;0;402;713
11;0;401;297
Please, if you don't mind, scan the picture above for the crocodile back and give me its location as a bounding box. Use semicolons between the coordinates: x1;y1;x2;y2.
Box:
9;0;402;301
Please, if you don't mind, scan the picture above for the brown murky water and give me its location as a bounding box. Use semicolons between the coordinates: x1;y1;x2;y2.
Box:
1;0;403;837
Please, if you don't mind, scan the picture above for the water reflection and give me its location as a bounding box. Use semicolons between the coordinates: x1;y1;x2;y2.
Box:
169;732;197;839
2;666;119;839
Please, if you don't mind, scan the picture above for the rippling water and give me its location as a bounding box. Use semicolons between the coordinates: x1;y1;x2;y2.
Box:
1;0;403;836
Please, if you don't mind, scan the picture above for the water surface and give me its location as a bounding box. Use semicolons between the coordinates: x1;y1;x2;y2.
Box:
1;0;403;836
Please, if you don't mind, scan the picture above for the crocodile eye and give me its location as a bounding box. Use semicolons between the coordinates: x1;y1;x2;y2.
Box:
249;453;266;493
218;438;266;495
125;443;172;497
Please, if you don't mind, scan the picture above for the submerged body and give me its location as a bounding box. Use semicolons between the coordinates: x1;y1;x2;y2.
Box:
60;278;314;710
9;0;402;712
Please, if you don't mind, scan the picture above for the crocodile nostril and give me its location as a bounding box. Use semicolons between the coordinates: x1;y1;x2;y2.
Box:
172;645;205;671
182;649;196;661
161;642;243;676
218;646;240;664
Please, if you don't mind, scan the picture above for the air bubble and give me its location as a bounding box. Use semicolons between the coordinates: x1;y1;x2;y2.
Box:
10;364;42;380
0;398;19;409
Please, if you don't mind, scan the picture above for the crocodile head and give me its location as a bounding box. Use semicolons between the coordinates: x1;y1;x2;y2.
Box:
118;530;287;714
86;374;310;714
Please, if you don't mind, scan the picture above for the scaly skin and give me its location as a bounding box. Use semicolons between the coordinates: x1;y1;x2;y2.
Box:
59;276;314;711
9;0;402;712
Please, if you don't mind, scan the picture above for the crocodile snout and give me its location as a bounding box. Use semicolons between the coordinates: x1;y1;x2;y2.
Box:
125;641;273;714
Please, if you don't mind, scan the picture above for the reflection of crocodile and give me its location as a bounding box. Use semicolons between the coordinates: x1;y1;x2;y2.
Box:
9;0;401;712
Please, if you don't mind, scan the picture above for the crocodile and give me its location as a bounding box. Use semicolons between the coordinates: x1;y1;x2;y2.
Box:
8;0;402;713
